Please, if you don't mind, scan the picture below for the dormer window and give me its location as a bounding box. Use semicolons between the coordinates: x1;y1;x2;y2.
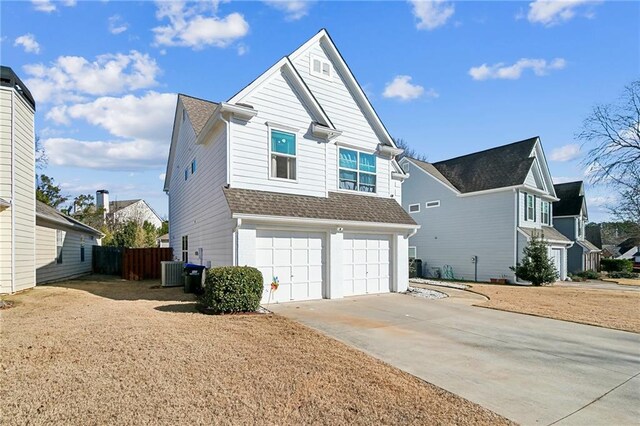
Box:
310;54;331;80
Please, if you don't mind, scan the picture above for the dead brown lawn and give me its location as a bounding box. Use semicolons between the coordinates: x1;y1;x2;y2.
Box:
470;283;640;333
1;276;511;425
602;278;640;286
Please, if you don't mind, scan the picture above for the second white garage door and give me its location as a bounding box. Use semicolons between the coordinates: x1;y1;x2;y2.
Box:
256;230;325;303
343;233;390;296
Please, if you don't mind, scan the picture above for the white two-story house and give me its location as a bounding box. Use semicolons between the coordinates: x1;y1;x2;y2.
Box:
164;29;418;303
400;137;573;283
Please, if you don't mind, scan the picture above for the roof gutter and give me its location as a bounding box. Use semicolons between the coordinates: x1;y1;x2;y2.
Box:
231;213;419;231
458;184;559;201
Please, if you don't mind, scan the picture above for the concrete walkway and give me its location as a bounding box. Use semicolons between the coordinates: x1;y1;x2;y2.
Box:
270;291;640;425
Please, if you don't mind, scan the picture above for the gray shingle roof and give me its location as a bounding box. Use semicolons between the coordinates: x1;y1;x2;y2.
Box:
410;137;538;193
179;94;218;137
577;240;601;252
36;201;102;236
223;187;417;226
553;181;584;217
109;199;139;212
518;226;572;244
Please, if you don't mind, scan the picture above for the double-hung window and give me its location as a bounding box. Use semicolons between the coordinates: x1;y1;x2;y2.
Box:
270;130;296;180
339;148;376;193
525;193;535;221
56;230;65;264
181;236;189;263
541;201;550;225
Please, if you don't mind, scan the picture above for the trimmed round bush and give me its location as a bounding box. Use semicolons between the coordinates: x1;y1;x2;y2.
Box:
600;258;633;273
198;266;264;314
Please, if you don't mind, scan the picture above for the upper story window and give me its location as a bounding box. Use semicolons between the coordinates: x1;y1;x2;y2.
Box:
577;217;584;238
402;162;410;173
339;148;376;193
191;159;197;175
310;54;331;80
270;129;296;180
541;201;550;225
408;203;420;213
425;200;440;209
525;193;535;221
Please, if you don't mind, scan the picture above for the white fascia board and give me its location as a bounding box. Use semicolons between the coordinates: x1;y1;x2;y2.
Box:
232;213;419;231
163;97;184;192
402;157;460;195
288;29;396;147
532;138;557;198
503;185;560;201
311;122;342;140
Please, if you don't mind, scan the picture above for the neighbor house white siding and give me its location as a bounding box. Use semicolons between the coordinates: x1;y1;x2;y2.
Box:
0;86;35;293
402;161;517;282
168;110;233;267
113;200;163;229
35;224;97;284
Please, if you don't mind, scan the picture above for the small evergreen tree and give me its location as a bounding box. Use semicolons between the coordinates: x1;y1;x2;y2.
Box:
510;232;558;286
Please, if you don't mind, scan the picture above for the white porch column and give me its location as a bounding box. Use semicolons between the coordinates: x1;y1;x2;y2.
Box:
326;229;343;299
392;234;409;293
236;227;256;266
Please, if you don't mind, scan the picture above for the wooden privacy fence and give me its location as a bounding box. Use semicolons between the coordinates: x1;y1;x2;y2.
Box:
93;246;124;275
93;246;173;281
122;247;174;281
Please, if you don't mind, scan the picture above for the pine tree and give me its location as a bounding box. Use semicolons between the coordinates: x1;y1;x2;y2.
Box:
510;232;558;286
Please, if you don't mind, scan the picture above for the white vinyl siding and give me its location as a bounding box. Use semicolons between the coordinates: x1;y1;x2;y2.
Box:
290;42;392;199
35;224;97;284
168;106;233;268
0;87;35;293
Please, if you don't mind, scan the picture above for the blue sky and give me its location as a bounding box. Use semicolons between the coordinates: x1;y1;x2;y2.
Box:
1;0;638;222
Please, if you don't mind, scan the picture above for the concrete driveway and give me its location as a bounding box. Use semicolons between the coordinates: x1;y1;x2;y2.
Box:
269;291;640;425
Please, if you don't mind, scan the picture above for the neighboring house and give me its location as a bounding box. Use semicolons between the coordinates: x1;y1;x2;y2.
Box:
164;29;417;303
616;237;640;260
552;181;601;273
35;201;102;284
95;190;163;229
0;66;36;294
157;233;169;248
400;137;573;283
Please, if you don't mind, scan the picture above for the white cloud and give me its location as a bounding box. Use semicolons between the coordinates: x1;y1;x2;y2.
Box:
383;75;432;101
410;0;455;30
46;92;177;141
469;58;566;80
237;43;248;56
23;51;160;104
153;1;249;49
263;1;314;21
159;173;166;181
527;0;602;26
31;0;75;13
42;138;167;170
14;34;41;54
108;15;129;35
550;143;581;161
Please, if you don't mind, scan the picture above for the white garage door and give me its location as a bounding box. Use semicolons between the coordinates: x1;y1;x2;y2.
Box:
551;248;562;278
343;233;390;296
256;230;324;303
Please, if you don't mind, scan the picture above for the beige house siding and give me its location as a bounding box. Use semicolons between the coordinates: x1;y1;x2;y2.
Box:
35;223;97;284
0;86;36;293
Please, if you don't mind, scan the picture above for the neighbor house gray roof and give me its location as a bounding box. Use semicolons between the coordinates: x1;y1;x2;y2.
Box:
179;94;218;137
223;187;417;226
518;226;572;244
553;181;584;216
109;199;139;212
409;137;538;193
577;240;601;252
36;201;102;236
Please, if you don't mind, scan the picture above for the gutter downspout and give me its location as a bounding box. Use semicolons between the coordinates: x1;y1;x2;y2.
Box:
10;90;15;293
513;188;519;284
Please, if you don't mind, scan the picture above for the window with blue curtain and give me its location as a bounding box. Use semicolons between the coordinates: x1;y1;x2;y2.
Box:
270;129;296;180
339;148;376;192
271;130;296;156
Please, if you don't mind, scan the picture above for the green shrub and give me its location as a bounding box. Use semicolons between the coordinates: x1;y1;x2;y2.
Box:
576;270;601;280
600;258;633;272
198;266;264;314
607;271;640;279
510;233;557;286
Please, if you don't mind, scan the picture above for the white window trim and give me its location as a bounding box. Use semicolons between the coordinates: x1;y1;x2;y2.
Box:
309;54;332;81
425;200;440;209
337;147;378;195
408;203;420;213
541;201;551;225
409;246;417;260
525;193;535;221
268;125;298;183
